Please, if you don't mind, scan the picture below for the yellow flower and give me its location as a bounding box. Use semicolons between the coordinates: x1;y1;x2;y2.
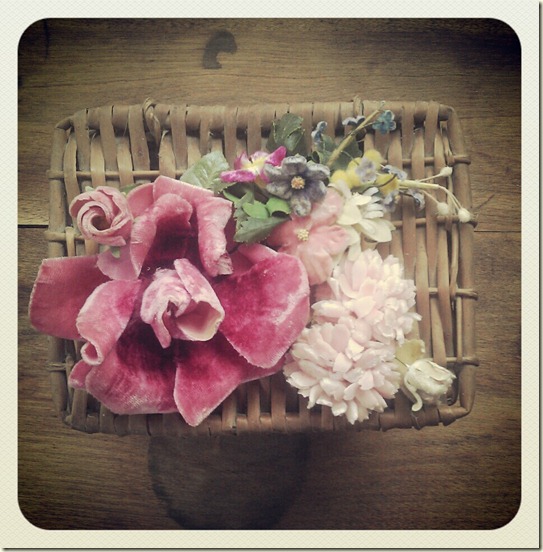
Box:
375;173;400;196
330;150;396;192
361;149;383;165
330;162;362;190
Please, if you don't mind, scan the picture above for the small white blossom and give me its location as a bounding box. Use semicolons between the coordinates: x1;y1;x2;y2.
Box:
437;166;453;177
394;339;456;411
457;207;472;223
436;202;451;216
401;359;456;412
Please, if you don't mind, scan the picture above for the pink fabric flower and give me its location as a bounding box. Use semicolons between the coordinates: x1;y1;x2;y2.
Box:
284;319;400;424
29;177;310;427
312;248;420;345
69;186;132;246
220;146;286;187
267;188;350;286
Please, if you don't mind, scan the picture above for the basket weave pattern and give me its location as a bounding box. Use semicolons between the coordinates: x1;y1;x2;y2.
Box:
44;98;477;435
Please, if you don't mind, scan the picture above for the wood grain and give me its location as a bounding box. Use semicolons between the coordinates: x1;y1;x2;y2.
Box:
18;18;521;530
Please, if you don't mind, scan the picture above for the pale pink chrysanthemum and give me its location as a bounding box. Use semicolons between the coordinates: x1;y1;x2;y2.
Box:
283;319;401;424
312;248;420;345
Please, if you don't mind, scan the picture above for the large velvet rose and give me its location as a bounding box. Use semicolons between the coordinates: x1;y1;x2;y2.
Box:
30;176;310;426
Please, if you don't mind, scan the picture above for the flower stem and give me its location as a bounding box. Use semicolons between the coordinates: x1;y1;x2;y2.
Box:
326;106;385;168
399;180;462;209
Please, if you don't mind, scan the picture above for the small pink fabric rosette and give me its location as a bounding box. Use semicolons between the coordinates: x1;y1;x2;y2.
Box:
70;186;133;247
29;176;310;426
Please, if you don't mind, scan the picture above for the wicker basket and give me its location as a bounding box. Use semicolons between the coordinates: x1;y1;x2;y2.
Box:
43;98;478;436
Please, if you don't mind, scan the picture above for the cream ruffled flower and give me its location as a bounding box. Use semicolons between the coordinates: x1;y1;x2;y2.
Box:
283;320;400;424
312;249;420;345
330;180;395;259
394;339;456;411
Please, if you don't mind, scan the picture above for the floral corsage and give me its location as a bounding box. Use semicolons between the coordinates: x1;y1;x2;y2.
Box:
29;105;471;427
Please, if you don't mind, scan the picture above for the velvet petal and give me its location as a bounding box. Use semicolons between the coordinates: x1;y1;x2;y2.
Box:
126;182;155;217
29;255;110;340
76;279;142;365
69;359;94;389
192;190;233;277
140;260;224;347
173;259;225;341
130;193;194;274
97;243;138;281
83;319;178;414
173;333;281;427
152;176;234;277
214;247;310;368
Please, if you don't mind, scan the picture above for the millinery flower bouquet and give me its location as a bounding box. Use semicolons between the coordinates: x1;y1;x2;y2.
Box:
29;104;471;428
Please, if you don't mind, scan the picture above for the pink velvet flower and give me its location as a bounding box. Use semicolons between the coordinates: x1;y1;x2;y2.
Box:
220;146;286;187
29;177;310;427
69;186;133;247
267;188;350;286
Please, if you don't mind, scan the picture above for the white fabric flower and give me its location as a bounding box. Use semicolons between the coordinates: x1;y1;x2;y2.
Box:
330;181;395;259
394;339;456;411
402;360;455;411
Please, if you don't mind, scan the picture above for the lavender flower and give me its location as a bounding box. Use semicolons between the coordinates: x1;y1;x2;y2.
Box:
382;164;407;181
354;156;379;184
263;154;330;217
405;189;425;210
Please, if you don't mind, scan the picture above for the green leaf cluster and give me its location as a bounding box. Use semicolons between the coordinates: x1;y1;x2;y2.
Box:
223;188;290;243
266;113;307;157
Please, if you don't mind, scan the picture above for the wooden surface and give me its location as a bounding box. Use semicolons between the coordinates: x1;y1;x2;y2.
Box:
18;18;521;530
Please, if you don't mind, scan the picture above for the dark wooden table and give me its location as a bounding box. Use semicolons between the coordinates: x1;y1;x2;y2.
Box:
18;18;523;535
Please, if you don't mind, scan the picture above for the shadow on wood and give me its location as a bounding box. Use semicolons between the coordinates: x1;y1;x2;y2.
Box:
148;433;310;529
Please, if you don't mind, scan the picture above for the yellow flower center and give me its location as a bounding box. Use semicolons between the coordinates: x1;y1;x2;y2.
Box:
296;228;310;242
291;176;306;190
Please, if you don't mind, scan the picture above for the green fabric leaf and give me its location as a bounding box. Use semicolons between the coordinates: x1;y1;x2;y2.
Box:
180;151;231;193
265;196;291;215
267;113;307;156
242;200;269;219
222;190;240;204
234;216;287;243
